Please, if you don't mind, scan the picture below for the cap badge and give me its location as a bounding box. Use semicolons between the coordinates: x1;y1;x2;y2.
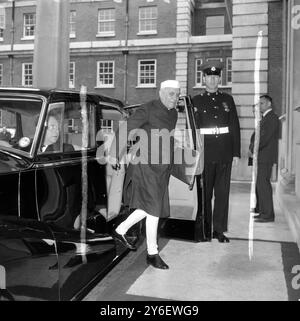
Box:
211;67;216;71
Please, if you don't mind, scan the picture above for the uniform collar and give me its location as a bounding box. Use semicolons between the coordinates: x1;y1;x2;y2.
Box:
205;90;219;96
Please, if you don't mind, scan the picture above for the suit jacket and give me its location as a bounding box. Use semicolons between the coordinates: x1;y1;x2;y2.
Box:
192;90;241;163
249;110;279;164
44;142;75;153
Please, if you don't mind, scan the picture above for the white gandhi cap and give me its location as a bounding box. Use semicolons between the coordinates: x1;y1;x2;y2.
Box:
160;80;180;89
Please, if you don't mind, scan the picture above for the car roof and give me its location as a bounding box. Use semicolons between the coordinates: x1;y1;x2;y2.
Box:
0;87;124;108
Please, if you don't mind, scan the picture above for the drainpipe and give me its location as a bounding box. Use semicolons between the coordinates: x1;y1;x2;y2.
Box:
9;0;15;86
224;0;232;33
122;0;129;104
287;0;294;174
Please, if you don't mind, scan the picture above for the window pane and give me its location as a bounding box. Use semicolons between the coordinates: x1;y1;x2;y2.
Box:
24;13;35;37
138;60;156;86
98;9;115;33
195;59;203;86
139;6;157;32
69;62;75;88
70;10;76;37
97;61;114;86
226;57;232;84
22;63;33;87
206;16;224;35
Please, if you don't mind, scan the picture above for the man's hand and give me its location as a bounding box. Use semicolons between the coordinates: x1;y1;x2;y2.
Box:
108;155;120;170
232;157;239;166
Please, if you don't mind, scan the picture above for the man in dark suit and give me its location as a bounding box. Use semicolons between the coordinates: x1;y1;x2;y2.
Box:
192;60;241;243
249;95;280;223
41;115;74;153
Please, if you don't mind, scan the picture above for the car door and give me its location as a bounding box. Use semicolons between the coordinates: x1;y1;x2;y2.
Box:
34;97;118;300
0;216;59;301
168;95;204;221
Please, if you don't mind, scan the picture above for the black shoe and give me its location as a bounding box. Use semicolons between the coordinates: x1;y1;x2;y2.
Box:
213;231;230;243
112;230;137;250
146;254;169;269
255;217;274;223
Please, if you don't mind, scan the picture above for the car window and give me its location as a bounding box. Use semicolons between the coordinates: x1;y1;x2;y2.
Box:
39;101;96;154
0;98;43;154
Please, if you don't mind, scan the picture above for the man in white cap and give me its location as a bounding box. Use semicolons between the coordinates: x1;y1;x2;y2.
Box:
110;79;180;269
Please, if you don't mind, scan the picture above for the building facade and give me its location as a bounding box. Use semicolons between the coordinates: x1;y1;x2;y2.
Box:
0;0;284;180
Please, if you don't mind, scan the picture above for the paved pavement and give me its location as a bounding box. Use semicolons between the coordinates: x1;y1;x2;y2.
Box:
84;181;300;301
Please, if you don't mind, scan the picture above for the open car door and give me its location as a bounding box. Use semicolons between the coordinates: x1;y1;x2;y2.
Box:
162;96;204;240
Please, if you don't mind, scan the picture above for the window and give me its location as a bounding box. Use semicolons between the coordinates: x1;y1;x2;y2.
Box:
0;64;3;86
226;57;232;85
70;10;76;38
23;13;35;38
100;119;113;133
139;6;157;34
97;8;115;36
69;62;75;88
195;59;203;87
22;63;33;87
0;9;5;40
205;15;224;35
39;101;96;154
97;61;114;88
138;59;156;87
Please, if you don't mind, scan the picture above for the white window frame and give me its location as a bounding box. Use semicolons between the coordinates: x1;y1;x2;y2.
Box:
69;61;75;89
138;59;156;88
0;10;5;41
195;58;203;87
97;8;115;37
96;61;115;88
70;10;76;38
0;64;3;86
138;6;157;35
226;57;232;86
205;15;225;35
23;13;35;39
100;119;113;133
22;63;33;87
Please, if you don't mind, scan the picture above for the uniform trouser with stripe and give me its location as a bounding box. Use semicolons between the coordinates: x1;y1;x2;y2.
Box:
203;161;232;235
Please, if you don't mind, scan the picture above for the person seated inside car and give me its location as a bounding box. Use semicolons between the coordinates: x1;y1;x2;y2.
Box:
0;126;12;142
41;113;74;153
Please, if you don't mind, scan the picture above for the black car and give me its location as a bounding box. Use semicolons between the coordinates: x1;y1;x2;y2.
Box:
0;88;131;301
0;89;203;301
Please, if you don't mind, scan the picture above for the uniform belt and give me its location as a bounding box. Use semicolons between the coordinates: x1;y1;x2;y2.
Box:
200;126;229;135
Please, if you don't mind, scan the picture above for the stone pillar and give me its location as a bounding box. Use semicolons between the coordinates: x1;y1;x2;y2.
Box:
231;0;269;180
33;0;70;89
176;0;194;95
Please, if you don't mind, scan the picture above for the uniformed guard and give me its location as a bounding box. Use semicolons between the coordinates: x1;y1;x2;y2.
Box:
192;60;241;243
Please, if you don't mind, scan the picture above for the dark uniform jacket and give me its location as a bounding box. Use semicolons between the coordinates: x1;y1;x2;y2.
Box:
249;109;279;164
192;90;241;163
111;99;178;218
